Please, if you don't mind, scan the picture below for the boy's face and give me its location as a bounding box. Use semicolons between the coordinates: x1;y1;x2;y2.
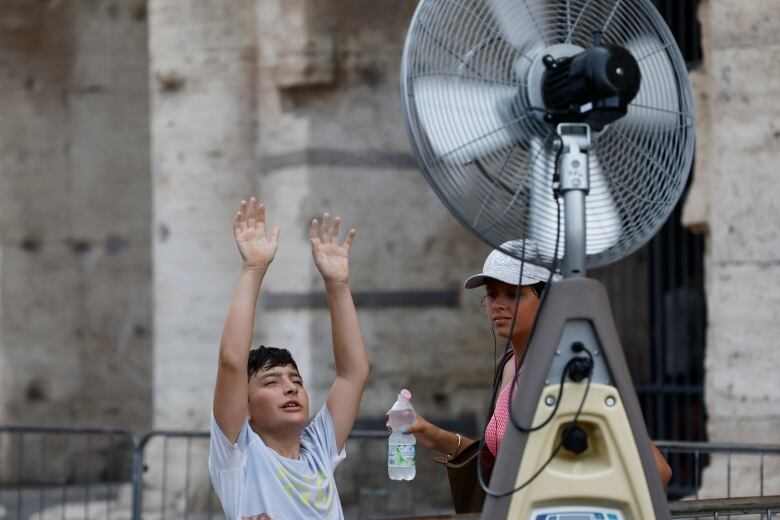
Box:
247;364;310;434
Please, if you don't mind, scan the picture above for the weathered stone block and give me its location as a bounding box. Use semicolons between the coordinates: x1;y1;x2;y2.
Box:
273;36;336;89
709;0;780;50
705;263;780;419
149;0;259;439
690;41;780;264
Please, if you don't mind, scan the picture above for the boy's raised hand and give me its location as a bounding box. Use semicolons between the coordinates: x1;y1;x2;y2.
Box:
310;212;356;286
233;197;280;270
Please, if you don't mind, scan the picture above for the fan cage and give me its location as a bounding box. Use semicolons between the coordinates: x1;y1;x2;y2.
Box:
401;0;695;269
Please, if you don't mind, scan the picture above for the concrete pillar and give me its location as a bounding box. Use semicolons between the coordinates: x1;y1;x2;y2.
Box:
252;0;318;401
67;0;153;432
149;0;257;431
683;0;780;499
147;0;258;513
0;0;82;429
0;0;151;430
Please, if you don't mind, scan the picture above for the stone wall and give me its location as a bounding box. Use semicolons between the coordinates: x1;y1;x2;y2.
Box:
148;0;498;436
8;0;778;512
0;0;151;431
683;0;780;498
144;1;495;513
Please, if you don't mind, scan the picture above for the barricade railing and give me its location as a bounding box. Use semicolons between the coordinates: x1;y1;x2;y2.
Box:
0;425;135;520
659;440;780;519
670;496;780;519
334;429;453;518
132;428;453;519
132;429;216;520
1;426;779;519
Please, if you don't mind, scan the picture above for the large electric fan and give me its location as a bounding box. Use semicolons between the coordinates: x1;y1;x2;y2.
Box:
400;0;695;518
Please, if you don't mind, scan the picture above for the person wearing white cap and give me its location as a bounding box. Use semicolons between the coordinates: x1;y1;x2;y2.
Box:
400;240;672;512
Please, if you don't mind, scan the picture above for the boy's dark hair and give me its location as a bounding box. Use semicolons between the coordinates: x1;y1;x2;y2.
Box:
247;346;299;380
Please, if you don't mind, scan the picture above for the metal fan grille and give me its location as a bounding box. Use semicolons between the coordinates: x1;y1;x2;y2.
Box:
401;0;695;269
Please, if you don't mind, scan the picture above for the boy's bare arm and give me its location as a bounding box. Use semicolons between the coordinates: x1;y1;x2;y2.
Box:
214;198;279;443
310;213;370;451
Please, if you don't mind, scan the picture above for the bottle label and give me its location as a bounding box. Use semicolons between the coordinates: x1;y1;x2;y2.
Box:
388;443;416;468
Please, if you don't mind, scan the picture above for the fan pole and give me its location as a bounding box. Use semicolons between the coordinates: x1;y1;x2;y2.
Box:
481;123;672;519
557;123;590;278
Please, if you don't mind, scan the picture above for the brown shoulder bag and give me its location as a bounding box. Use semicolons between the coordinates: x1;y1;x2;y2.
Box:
440;349;514;513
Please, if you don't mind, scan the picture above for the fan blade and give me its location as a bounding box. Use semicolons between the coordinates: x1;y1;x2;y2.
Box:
585;153;622;255
413;77;520;164
528;140;620;261
486;0;550;53
620;35;683;131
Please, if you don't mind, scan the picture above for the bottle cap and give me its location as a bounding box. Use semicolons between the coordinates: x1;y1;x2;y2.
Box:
400;389;412;401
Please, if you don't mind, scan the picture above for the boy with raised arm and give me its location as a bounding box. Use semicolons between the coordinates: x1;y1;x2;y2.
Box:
209;198;369;520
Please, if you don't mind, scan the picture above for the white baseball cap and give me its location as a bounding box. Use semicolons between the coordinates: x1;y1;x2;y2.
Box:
464;240;557;289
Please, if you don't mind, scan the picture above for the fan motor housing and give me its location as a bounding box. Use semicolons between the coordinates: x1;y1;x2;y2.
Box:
542;44;641;131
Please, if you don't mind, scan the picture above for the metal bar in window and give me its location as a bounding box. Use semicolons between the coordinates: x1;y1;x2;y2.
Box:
682;228;692;443
644;243;656;434
669;214;679;442
639;249;649;388
652;235;666;439
694;234;706;444
694;449;700;499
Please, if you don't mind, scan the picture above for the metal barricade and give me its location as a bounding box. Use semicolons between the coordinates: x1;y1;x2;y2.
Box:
670;496;780;519
132;428;454;520
133;430;219;520
659;440;780;519
2;425;779;519
0;425;135;520
337;429;453;519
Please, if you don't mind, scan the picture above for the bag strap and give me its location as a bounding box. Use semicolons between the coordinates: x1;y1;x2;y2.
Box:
475;347;515;470
487;348;515;420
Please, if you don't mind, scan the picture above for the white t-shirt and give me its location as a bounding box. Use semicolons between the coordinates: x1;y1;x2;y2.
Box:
209;406;346;520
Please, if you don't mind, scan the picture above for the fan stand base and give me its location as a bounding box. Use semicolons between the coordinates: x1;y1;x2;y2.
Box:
481;278;671;520
505;385;656;519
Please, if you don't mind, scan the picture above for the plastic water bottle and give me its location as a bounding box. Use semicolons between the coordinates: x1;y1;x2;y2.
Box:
388;389;416;480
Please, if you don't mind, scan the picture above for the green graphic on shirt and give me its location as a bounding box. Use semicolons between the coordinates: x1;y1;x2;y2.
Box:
275;466;334;510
